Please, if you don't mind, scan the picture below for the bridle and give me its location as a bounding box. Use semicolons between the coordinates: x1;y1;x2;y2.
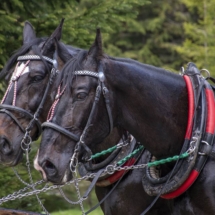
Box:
42;63;113;164
0;54;59;151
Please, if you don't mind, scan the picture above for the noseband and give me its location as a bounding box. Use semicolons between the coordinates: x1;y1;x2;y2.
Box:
42;63;113;160
0;54;59;150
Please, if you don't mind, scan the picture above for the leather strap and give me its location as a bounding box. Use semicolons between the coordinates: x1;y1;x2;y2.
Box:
42;122;79;141
0;109;25;133
0;104;42;137
83;169;104;199
199;144;215;159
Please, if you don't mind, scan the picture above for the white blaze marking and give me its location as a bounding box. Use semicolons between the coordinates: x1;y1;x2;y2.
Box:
62;169;69;183
17;63;29;75
34;150;47;181
11;63;29;82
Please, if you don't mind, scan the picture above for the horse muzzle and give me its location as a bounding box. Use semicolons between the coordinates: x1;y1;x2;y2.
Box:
34;150;72;184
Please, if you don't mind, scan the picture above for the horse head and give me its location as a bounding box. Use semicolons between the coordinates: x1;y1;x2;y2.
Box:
0;19;73;166
34;30;124;184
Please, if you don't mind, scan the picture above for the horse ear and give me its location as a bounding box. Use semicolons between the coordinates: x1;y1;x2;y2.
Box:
23;21;36;44
53;38;73;69
87;28;103;61
41;18;65;54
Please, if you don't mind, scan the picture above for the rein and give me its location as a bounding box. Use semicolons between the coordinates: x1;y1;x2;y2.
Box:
0;54;59;151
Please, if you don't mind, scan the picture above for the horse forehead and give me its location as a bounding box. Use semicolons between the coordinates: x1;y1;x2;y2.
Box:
28;60;46;71
72;75;97;88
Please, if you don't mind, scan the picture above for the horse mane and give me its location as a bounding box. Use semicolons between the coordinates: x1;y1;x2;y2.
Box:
0;37;48;79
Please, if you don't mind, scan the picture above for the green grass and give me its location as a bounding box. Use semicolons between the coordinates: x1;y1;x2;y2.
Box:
52;208;103;215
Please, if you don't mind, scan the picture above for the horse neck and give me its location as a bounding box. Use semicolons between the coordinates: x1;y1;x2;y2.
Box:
106;59;188;159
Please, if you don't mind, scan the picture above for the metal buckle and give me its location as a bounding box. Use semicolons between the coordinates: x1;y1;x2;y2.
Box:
200;69;210;79
198;140;209;156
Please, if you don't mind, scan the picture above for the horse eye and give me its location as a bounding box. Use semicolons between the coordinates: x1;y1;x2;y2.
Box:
76;92;87;100
31;75;44;83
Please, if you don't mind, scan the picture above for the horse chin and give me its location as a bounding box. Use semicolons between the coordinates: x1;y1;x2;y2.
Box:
49;169;73;185
1;149;23;167
0;128;25;166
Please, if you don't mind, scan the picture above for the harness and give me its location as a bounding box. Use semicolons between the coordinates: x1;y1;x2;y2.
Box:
142;62;215;199
0;54;59;151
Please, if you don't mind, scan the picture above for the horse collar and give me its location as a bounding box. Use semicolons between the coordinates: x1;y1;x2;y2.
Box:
142;62;215;199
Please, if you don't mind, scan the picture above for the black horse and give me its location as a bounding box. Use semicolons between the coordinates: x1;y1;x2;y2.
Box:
0;22;173;214
35;29;215;214
33;30;178;215
0;19;78;166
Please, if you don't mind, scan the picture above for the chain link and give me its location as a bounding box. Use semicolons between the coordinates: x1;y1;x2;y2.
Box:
74;178;86;214
0;161;148;205
25;146;50;215
58;187;86;205
1;142;196;211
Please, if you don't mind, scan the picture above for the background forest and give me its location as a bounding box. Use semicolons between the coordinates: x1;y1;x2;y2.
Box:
0;0;214;214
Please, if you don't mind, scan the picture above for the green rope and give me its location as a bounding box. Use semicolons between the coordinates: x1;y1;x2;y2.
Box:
147;152;189;167
91;145;117;159
117;145;144;166
90;143;190;169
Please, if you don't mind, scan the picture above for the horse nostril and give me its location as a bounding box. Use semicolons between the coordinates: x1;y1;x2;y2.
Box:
42;160;57;177
0;136;12;155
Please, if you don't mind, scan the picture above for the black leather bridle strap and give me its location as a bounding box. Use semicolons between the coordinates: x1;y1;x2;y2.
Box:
83;169;104;199
85;154;136;215
25;68;58;136
0;109;25;133
81;84;102;139
0;104;42;135
98;63;113;134
42;121;79;141
85;178;123;214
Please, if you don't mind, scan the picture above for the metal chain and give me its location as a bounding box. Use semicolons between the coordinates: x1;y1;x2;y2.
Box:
1;142;196;208
58;187;86;205
12;168;32;187
13;130;50;215
0;162;148;205
0;183;58;204
25;145;50;215
74;178;86;215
